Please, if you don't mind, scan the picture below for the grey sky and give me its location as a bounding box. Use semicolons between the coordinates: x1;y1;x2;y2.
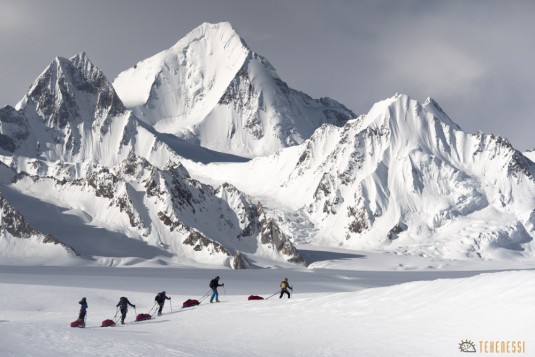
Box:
1;0;534;150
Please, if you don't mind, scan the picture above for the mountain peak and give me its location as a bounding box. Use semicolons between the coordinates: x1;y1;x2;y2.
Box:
113;22;354;158
172;21;248;50
15;51;125;134
69;51;95;72
113;22;251;110
423;96;461;130
25;52;107;101
70;51;90;63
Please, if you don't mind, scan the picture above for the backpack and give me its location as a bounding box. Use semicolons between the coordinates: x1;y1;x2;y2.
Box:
280;281;287;289
209;279;217;289
155;293;163;303
118;297;128;308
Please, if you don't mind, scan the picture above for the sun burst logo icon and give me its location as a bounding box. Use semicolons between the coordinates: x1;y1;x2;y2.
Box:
458;340;477;353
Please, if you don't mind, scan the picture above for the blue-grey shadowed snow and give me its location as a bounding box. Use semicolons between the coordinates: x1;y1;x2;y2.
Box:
158;133;250;163
140;123;250;163
0;265;509;295
297;248;365;264
0;185;173;259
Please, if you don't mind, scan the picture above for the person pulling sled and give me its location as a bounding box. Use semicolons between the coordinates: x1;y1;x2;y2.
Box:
155;291;171;316
79;297;88;321
280;277;293;299
71;297;88;327
116;297;135;325
209;276;224;303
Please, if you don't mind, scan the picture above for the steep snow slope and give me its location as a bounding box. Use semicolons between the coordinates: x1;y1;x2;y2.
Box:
0;192;78;264
114;22;355;157
0;162;78;264
184;94;535;260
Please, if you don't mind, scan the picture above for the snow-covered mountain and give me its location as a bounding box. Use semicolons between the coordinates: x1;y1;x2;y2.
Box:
1;21;533;267
185;94;535;261
113;22;355;158
5;153;303;267
0;51;303;268
0;52;196;175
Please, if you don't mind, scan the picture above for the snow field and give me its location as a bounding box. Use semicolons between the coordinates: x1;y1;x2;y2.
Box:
0;267;533;356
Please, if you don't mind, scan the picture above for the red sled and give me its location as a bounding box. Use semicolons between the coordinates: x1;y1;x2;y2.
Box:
70;319;85;328
182;299;200;308
136;313;152;322
101;319;116;327
248;295;264;300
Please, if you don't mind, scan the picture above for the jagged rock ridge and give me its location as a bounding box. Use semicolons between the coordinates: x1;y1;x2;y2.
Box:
7;153;304;267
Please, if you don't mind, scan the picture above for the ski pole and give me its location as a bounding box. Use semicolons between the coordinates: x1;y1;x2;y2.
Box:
169;298;173;312
223;284;227;296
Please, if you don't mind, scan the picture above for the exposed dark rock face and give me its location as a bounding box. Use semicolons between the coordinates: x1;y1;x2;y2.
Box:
0;194;78;255
183;230;231;255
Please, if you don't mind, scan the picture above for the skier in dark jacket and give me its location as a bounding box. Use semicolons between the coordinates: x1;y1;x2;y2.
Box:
209;276;224;303
116;297;135;325
78;297;88;324
279;277;293;299
155;291;171;316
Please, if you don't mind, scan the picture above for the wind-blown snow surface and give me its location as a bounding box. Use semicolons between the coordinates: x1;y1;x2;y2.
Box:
0;266;533;356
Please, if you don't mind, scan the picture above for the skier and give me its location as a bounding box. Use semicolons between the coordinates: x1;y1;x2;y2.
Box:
116;296;135;325
155;291;171;316
279;277;293;299
209;276;224;303
78;297;88;326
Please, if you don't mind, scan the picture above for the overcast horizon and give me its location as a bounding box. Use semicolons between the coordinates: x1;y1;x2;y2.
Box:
1;0;534;150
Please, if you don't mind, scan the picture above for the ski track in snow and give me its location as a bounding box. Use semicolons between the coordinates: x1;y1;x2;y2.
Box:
0;266;534;356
